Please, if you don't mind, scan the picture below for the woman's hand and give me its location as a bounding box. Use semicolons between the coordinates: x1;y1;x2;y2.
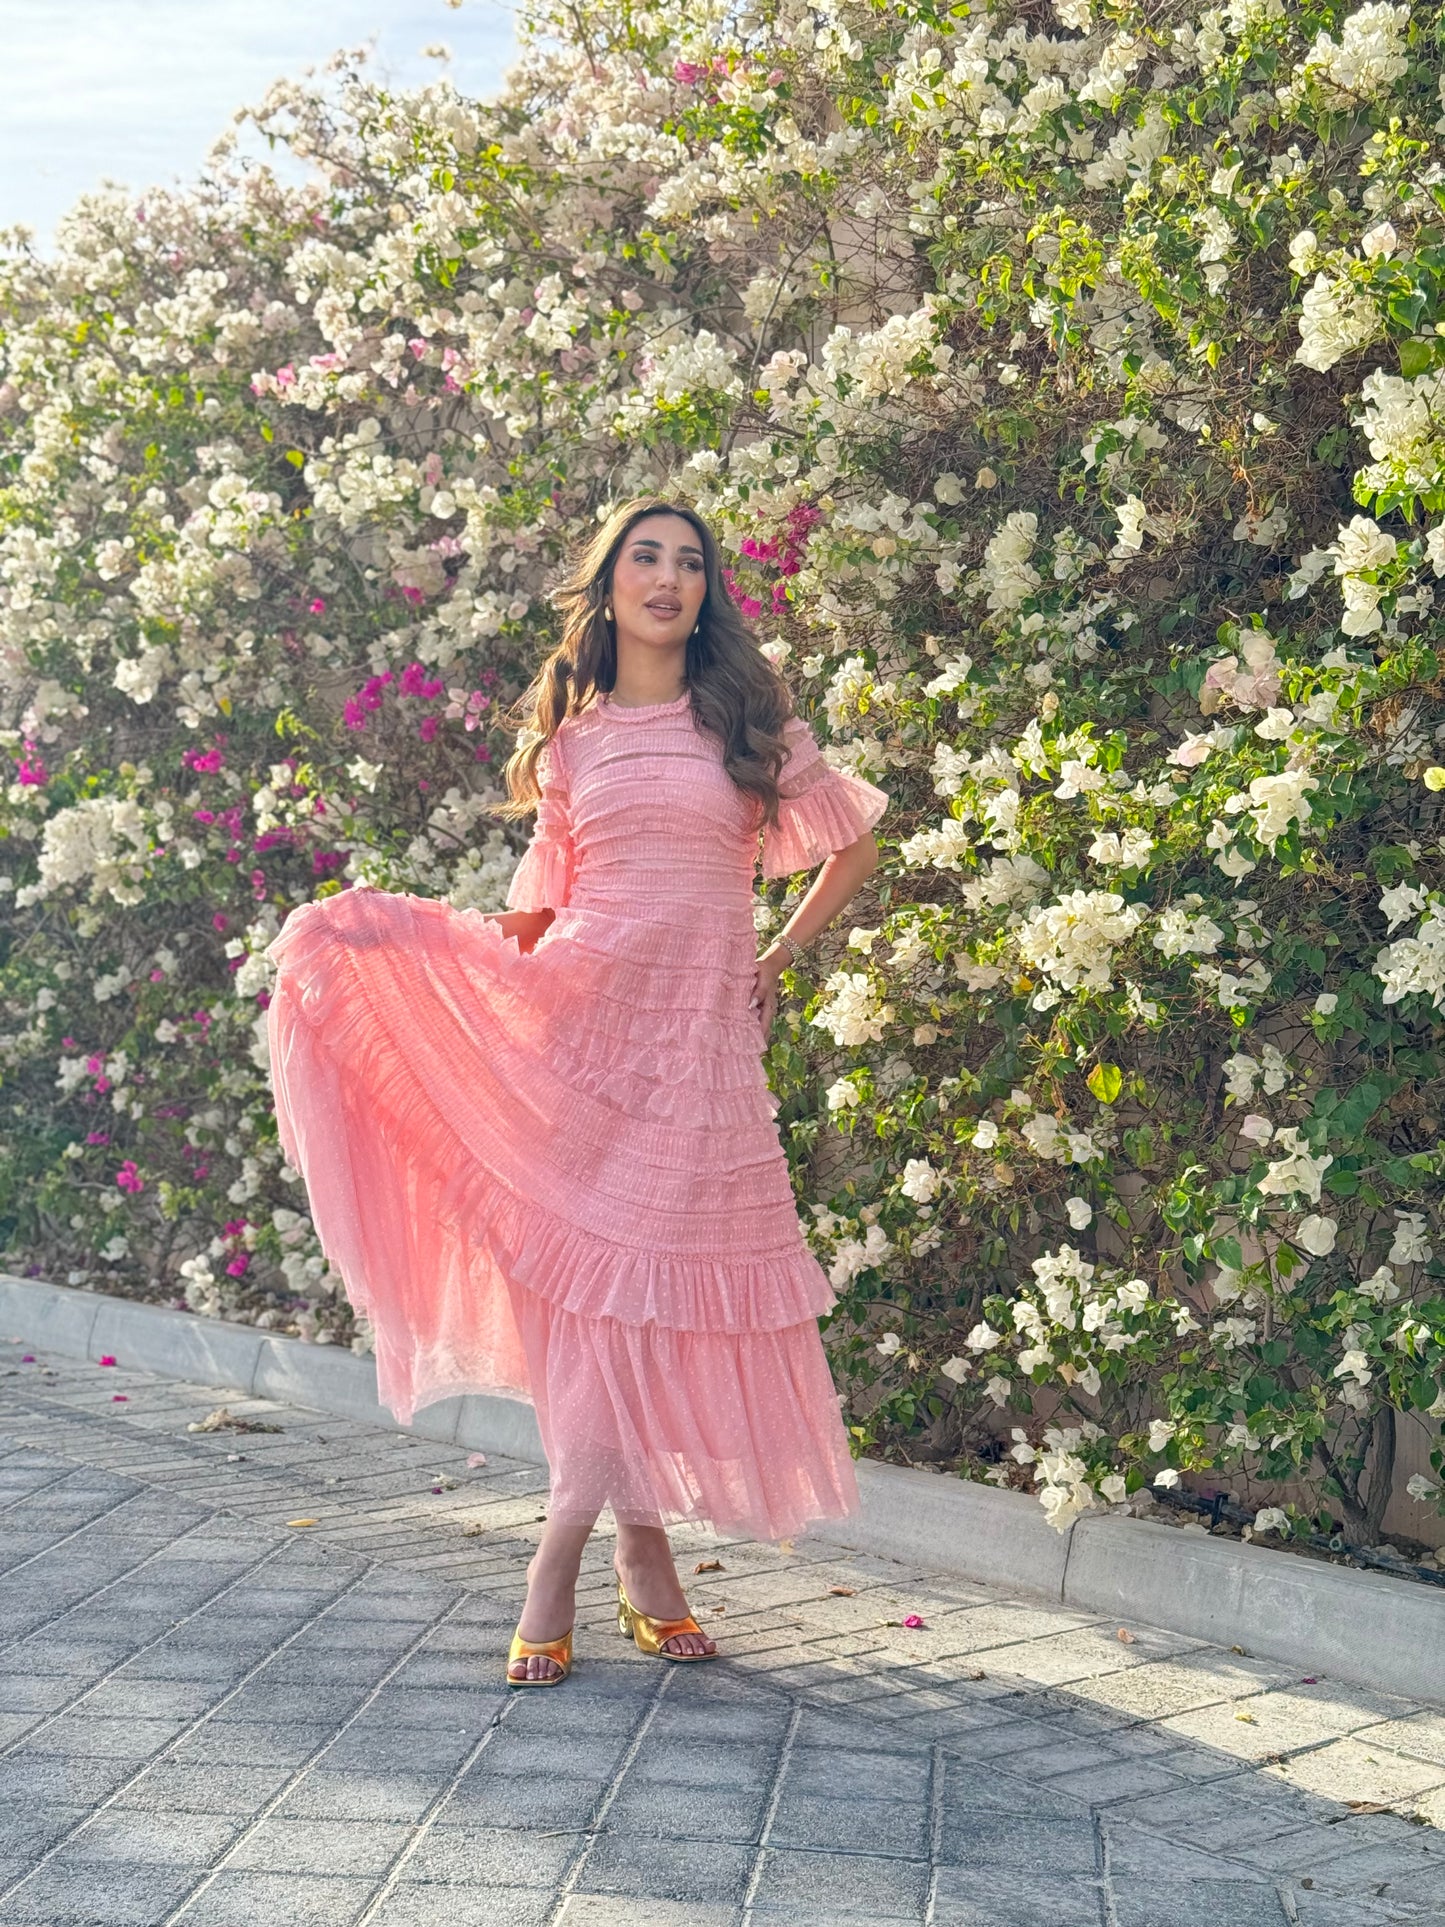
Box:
751;947;788;1040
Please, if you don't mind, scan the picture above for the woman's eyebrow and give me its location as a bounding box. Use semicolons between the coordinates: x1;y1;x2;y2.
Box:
630;539;705;557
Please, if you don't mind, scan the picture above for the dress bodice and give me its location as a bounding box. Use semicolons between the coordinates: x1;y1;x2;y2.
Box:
504;690;890;929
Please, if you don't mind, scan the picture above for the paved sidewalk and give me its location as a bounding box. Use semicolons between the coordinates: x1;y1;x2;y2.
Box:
1;1337;1443;1926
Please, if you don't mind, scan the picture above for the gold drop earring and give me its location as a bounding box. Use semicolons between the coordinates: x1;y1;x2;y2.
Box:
604;604;613;621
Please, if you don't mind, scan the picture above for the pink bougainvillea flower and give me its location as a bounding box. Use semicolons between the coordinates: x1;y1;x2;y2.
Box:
274;364;296;388
418;715;441;743
20;1355;35;1364
225;1254;249;1277
112;1394;128;1403
98;1355;117;1367
115;1162;144;1195
308;596;327;614
901;1613;926;1629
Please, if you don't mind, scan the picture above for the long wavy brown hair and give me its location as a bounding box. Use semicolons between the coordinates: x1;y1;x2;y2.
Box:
491;496;797;831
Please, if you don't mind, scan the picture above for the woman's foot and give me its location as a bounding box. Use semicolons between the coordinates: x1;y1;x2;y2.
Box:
510;1552;577;1682
614;1528;717;1659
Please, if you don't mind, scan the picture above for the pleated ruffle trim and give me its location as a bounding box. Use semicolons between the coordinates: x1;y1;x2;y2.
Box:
760;765;889;880
268;895;837;1337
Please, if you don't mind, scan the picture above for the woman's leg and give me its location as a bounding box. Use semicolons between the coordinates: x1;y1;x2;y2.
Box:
512;1509;597;1682
613;1521;716;1658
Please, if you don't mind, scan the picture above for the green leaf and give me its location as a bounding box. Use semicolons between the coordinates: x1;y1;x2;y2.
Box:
1087;1062;1123;1104
1399;337;1437;379
1212;1235;1244;1272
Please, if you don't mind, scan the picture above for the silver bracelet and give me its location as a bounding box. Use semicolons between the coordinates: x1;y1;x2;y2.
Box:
774;931;807;966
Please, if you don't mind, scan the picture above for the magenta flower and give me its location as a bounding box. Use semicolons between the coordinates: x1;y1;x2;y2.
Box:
212;913;228;932
112;1394;129;1403
901;1614;927;1629
275;364;296;389
418;715;440;744
98;1355;118;1367
225;1254;249;1278
115;1163;144;1195
309;596;327;614
85;1131;110;1146
673;58;705;82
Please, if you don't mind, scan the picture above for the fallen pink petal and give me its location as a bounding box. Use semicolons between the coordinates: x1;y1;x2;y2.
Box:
98;1356;118;1367
901;1614;927;1629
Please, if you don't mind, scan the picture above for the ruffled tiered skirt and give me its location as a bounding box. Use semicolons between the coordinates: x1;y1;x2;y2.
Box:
264;885;859;1541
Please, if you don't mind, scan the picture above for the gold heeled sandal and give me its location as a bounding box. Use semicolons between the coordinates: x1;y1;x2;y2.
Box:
616;1579;719;1662
506;1626;574;1687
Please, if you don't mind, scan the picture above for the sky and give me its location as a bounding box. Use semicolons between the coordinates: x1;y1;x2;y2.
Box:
0;0;521;245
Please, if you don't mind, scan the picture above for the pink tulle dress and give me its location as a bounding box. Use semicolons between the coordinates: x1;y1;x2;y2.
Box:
264;687;890;1541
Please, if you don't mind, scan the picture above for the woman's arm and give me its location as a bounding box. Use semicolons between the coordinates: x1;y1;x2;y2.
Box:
480;907;557;953
751;831;879;1035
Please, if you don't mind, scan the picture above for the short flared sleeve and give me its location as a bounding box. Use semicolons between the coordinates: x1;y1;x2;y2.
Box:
759;714;889;881
504;732;575;911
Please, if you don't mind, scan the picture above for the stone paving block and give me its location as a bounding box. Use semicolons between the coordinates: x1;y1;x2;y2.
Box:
1262;1737;1445;1808
601;1782;768;1843
561;1897;742;1926
1101;1823;1281;1885
1293;1894;1418;1927
1046;1757;1188;1805
9;1640;137;1677
937;1809;1099;1875
785;1707;931;1756
1111;1879;1294;1925
627;1738;776;1793
275;1769;449;1824
0;1807;92;1862
0;1753;139;1806
459;1730;630;1782
749;1912;923;1927
319;1723;483;1775
780;1745;931;1805
225;1816;413;1877
113;1761;297;1817
170;1869;376;1925
751;1846;930;1916
167;1720;338;1768
210;1684;372;1726
0;1859;202;1925
573;1831;752;1903
402;1822;579;1887
930;1866;1103;1927
435;1770;607;1832
59;1809;244;1867
23;1715;188;1761
768;1791;927;1857
368;1886;554;1927
362;1685;512;1730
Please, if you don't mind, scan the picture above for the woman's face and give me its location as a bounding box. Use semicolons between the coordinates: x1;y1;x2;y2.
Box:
607;513;707;657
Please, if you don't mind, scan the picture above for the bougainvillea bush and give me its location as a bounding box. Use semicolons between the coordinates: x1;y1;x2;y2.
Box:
2;0;1443;1545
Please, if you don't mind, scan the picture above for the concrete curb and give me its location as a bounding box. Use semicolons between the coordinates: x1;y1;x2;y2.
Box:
3;1274;1440;1704
0;1273;545;1464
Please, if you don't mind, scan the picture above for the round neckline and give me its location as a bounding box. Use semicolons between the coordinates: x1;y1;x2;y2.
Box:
599;688;692;718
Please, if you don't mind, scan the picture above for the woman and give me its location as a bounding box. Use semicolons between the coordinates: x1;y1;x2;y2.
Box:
265;495;889;1685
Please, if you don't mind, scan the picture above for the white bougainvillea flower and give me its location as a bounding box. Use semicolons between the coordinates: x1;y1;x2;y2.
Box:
1295;1214;1338;1257
1065;1196;1093;1230
1388;1212;1433;1267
